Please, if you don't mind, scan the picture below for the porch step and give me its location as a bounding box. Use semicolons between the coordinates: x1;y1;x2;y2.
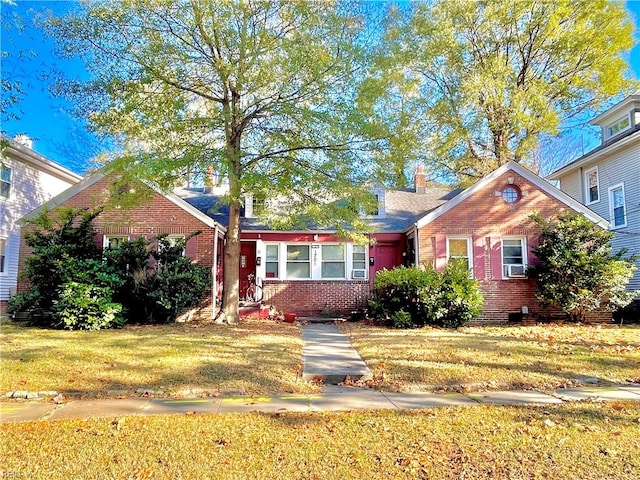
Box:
239;303;271;319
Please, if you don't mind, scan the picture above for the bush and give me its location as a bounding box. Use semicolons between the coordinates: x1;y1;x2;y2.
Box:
53;282;124;330
369;263;483;328
529;212;638;322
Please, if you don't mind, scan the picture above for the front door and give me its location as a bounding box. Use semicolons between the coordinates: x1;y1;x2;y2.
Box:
239;241;257;300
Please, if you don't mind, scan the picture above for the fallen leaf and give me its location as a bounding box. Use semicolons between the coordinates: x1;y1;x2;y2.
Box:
544;419;556;428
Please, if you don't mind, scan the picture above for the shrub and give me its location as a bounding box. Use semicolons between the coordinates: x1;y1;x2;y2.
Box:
53;282;124;330
369;263;483;328
528;212;638;322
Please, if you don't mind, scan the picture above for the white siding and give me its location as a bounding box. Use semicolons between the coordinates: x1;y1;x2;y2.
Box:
0;153;80;302
556;142;640;294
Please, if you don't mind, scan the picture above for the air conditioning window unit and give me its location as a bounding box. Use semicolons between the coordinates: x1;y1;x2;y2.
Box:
507;264;526;278
351;269;366;279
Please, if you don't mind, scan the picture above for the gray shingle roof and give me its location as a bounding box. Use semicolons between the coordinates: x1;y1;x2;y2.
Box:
180;186;463;233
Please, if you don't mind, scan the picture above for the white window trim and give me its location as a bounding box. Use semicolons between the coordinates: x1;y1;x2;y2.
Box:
320;243;346;280
0;164;11;199
0;237;7;276
446;237;473;278
264;243;280;279
583;166;600;205
103;235;130;249
262;242;368;281
608;183;627;229
605;115;631;140
164;234;186;255
501;237;527;280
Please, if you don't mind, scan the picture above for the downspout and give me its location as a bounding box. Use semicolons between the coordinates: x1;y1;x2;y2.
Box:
212;224;219;320
413;224;419;266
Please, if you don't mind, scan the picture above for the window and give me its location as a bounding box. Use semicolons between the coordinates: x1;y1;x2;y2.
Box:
501;185;521;204
584;167;599;204
0;238;6;274
286;245;310;279
502;238;526;278
103;235;129;249
266;244;279;278
609;183;627;229
352;245;366;270
163;235;186;255
252;195;266;216
606;116;630;139
0;164;11;198
321;244;345;278
447;237;472;274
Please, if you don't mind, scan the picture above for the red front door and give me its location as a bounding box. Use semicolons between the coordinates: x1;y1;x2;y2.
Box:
239;241;257;300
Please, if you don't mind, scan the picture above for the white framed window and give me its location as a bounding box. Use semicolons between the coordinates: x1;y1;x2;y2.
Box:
163;235;186;255
502;237;526;279
0;237;7;274
286;245;310;279
584;167;599;205
605;116;630;139
265;244;279;278
321;244;345;279
103;235;129;249
352;245;367;279
0;164;11;199
447;237;473;276
609;183;627;229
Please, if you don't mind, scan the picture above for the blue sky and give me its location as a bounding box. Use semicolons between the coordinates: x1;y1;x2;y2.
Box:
2;1;640;175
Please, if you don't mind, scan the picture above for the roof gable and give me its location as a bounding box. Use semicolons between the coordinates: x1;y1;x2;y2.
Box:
22;172;227;232
416;161;609;229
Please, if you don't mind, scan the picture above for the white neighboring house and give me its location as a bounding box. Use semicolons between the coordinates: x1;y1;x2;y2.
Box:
0;136;82;313
548;94;640;297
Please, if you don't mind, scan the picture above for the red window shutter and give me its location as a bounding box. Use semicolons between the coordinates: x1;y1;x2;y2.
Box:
490;237;503;280
185;236;198;260
472;236;485;280
527;235;539;268
434;234;447;271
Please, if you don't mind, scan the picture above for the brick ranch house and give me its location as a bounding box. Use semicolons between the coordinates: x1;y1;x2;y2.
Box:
18;161;610;322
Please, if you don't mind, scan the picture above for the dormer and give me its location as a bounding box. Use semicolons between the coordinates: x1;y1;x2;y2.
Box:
590;93;640;143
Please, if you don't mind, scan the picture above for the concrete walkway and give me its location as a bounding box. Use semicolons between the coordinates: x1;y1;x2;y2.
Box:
2;385;640;423
3;323;640;423
300;323;372;384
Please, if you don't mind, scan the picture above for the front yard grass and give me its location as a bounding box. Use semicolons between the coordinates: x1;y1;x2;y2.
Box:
0;319;315;397
343;323;640;392
2;402;639;479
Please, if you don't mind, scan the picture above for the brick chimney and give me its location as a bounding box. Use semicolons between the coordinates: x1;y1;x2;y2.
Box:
414;165;426;193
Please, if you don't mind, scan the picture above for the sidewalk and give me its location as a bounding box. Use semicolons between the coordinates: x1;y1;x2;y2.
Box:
2;385;640;423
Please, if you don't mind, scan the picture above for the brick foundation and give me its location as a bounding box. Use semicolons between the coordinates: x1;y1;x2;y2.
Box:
262;280;370;316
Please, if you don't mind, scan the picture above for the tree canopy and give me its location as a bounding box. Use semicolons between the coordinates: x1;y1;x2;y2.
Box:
50;0;391;323
378;0;634;185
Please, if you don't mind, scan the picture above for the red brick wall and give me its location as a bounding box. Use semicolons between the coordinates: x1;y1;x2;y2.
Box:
417;170;611;323
17;175;219;320
262;280;370;316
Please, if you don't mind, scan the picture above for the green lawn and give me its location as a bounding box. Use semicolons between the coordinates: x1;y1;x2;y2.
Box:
342;323;640;392
2;402;639;479
0;319;316;397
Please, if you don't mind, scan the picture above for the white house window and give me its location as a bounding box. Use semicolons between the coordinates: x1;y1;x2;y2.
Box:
286;245;310;279
103;235;129;249
501;185;521;204
447;237;472;274
163;235;186;255
609;183;627;229
321;244;345;278
605;116;630;139
0;165;11;198
0;237;6;274
265;244;279;278
584;167;599;204
502;238;526;278
352;245;366;270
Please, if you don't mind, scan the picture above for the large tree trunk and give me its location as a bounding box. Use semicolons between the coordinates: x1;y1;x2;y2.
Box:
221;199;241;324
